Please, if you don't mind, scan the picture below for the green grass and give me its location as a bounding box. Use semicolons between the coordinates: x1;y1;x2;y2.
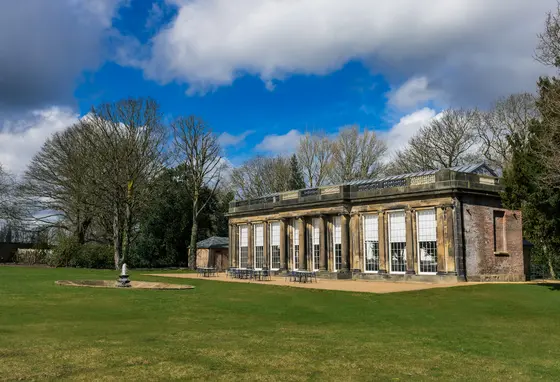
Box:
1;267;560;381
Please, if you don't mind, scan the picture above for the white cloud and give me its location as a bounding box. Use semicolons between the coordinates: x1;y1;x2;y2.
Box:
134;0;555;106
387;77;444;109
381;108;439;154
255;129;303;154
217;130;255;147
0;107;78;175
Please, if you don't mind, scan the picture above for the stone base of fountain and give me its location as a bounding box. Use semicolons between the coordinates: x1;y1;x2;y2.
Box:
55;280;194;290
117;273;131;288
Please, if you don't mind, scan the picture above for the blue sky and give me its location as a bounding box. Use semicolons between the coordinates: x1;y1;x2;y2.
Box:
0;0;556;173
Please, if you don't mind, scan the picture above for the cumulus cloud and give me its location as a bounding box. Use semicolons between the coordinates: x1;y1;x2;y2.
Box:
133;0;555;106
0;107;78;175
387;77;444;110
381;108;439;155
0;0;125;110
255;129;303;154
217;130;255;147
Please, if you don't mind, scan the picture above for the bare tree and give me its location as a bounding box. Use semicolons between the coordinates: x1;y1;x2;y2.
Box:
0;163;19;221
25;98;167;269
478;93;539;170
536;1;560;69
86;98;167;269
388;109;481;174
24;122;97;243
297;132;332;187
172;116;225;269
330;125;387;183
230;156;291;199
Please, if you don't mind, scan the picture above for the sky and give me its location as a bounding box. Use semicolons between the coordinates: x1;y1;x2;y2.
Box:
0;0;556;175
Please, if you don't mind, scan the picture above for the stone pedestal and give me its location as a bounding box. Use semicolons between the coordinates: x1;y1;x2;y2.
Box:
117;274;131;288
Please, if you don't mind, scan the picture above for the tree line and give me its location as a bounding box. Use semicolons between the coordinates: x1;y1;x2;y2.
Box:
1;99;229;270
230;94;537;200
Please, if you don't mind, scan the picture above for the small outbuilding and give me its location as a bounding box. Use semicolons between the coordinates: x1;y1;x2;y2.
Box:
195;236;229;271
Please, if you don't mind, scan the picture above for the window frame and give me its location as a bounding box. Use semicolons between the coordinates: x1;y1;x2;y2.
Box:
269;221;281;270
312;218;320;271
388;210;406;274
238;224;249;269
333;216;342;272
253;223;264;270
362;213;380;273
292;220;299;271
416;208;438;275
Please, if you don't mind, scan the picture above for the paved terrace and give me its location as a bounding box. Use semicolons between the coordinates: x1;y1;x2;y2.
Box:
144;272;545;294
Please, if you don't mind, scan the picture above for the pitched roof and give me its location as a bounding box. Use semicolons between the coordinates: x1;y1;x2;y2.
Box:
196;236;229;249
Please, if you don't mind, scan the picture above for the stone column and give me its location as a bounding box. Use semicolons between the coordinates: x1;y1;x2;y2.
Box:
436;207;446;274
228;224;234;268
232;225;238;267
378;212;387;273
405;209;416;274
319;215;327;271
307;220;313;271
280;219;287;271
298;217;306;270
287;219;293;270
350;213;361;271
263;221;269;269
445;206;457;274
247;223;254;268
341;214;350;271
412;209;419;274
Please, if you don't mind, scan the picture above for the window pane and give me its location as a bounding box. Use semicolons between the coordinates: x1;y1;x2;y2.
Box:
365;241;379;272
239;225;249;268
417;209;437;273
335;243;342;270
333;216;341;244
253;224;264;269
271;246;280;269
389;212;406;273
364;214;378;241
333;217;342;271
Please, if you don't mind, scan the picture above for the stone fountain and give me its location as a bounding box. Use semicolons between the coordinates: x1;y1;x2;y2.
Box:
117;263;131;288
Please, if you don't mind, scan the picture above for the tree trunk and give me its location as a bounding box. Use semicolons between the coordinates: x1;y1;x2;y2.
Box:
113;204;122;270
548;253;557;279
188;194;199;269
122;202;132;266
189;219;198;269
75;217;91;245
122;181;134;266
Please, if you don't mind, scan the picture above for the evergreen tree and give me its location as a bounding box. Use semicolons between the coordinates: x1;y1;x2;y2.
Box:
288;154;306;190
502;77;560;278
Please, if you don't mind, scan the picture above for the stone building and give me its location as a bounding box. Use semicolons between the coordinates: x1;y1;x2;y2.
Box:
227;163;527;282
195;236;229;271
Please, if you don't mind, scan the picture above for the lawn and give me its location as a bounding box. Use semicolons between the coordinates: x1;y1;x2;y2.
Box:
1;267;560;381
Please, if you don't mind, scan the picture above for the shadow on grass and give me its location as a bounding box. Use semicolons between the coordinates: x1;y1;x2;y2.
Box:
534;282;560;291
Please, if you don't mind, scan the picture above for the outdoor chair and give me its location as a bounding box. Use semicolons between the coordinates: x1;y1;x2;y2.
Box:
309;271;318;283
262;267;271;281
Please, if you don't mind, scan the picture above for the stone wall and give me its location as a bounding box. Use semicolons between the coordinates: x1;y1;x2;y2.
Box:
197;248;229;271
196;248;210;268
462;196;525;281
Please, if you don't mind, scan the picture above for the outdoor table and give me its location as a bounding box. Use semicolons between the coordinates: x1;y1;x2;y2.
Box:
293;270;316;283
198;267;217;277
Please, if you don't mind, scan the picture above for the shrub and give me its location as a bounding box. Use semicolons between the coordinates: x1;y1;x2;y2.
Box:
49;236;81;267
71;243;113;269
14;248;51;265
50;237;114;269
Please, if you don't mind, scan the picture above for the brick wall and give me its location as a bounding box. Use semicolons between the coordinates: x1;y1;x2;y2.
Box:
462;196;525;281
